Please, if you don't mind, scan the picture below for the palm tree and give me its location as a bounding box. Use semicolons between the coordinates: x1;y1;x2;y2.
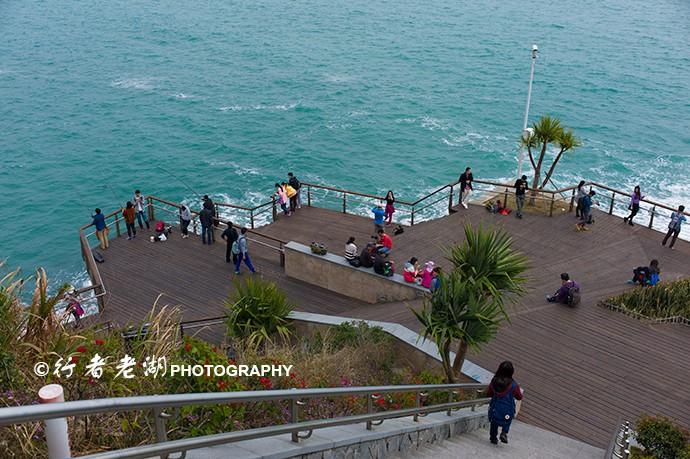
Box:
412;225;529;382
540;129;582;189
530;116;563;192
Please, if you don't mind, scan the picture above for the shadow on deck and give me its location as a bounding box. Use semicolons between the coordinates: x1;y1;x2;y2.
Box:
94;204;690;448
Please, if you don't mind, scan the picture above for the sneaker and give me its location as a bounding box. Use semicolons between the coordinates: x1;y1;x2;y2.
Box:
462;202;468;209
623;217;628;223
234;271;240;275
500;433;508;444
582;226;590;231
490;437;498;445
628;221;634;226
127;237;132;240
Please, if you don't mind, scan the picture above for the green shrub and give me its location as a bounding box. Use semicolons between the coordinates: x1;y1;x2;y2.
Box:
330;321;390;349
605;278;690;321
225;277;294;348
635;415;689;459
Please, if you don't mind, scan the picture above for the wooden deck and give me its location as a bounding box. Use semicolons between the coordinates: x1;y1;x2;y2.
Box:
93;203;690;448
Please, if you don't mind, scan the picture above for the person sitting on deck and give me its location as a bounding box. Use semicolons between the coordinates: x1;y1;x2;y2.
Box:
547;273;581;305
376;229;393;255
629;259;660;286
420;261;435;289
344;237;359;266
359;243;376;268
403;257;421;283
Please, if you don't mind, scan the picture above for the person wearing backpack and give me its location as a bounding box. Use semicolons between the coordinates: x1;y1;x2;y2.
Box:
221;222;239;264
234;227;256;275
547;273;581;305
486;361;524;445
288;172;302;209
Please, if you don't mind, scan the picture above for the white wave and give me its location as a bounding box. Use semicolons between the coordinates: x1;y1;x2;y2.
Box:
203;159;261;176
395;117;416;124
420;116;449;131
219;105;243;112
172;93;195;99
111;78;156;90
219;101;299;112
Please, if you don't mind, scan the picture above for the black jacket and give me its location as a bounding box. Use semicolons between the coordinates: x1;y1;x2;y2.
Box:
222;227;238;244
199;208;214;227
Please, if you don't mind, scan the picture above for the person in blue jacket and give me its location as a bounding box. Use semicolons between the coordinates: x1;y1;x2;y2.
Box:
92;208;109;250
485;361;524;445
372;203;386;234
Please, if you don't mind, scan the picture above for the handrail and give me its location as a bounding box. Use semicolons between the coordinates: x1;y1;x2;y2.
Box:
301;182;415;207
605;420;632;459
0;383;485;425
0;383;488;458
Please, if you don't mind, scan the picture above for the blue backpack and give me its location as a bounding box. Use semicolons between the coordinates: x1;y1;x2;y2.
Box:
488;381;517;426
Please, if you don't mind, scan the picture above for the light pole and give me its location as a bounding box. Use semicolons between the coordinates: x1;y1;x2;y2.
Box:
517;44;538;178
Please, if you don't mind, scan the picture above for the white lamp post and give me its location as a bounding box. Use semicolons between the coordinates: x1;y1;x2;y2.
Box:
517;44;539;178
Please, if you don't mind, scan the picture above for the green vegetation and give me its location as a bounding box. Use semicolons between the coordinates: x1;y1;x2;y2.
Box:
521;115;582;191
0;269;459;458
412;225;529;382
225;276;294;348
603;278;690;322
632;415;690;459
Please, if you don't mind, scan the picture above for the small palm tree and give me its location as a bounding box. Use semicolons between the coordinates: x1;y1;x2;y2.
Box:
412;225;529;382
539;128;582;189
225;277;294;349
530;116;563;192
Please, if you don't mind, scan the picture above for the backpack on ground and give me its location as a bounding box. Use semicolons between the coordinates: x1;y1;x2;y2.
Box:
310;242;327;255
155;221;165;232
567;285;581;306
489;381;517;427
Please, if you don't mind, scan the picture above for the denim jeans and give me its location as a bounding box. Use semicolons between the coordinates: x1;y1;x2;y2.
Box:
490;421;511;440
235;252;256;273
180;219;190;236
136;210;149;229
126;222;136;238
516;195;525;216
201;225;214;244
663;227;680;248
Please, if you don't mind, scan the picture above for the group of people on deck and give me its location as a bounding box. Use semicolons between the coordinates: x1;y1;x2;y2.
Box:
274;173;302;216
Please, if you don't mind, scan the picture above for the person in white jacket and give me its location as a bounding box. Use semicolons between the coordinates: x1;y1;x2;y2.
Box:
133;190;150;229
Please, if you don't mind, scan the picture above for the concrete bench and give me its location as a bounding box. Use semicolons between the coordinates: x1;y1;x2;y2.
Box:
284;241;429;304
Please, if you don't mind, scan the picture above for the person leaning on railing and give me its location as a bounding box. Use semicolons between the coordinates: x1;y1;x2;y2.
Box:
662;205;686;249
459;167;474;209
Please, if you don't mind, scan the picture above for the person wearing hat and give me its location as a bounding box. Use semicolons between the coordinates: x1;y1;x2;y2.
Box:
514;175;528;219
371;202;386;234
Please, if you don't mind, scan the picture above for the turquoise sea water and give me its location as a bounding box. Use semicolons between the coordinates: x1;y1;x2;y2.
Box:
1;0;689;291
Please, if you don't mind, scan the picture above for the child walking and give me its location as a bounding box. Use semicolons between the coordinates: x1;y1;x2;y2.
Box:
486;361;524;445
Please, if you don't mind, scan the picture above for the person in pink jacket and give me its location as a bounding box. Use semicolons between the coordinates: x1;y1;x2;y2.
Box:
420;261;435;288
274;183;290;216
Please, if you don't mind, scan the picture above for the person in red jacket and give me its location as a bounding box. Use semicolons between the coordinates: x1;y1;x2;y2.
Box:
376;229;393;255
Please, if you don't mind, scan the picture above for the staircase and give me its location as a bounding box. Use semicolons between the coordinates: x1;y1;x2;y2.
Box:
395;421;604;459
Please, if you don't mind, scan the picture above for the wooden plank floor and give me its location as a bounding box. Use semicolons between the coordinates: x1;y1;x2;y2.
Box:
94;203;690;448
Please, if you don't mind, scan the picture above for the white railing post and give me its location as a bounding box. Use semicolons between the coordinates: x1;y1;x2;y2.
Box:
39;384;71;459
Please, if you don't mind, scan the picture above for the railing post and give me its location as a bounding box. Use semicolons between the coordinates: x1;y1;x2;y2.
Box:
504;188;509;208
549;193;555;217
280;243;285;267
446;390;454;416
39;384;71;459
307;186;312;207
272;195;277;222
114;215;121;237
152;408;170;459
366;393;373;430
569;188;576;212
147;197;155;222
648;205;656;229
250;210;255;229
609;192;616;215
448;185;454;213
410;206;415;226
342;192;346;213
413;391;421;422
290;397;299;443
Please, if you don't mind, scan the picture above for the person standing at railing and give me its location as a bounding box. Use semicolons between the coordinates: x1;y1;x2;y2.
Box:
234;227;256;275
486;361;524;445
179;205;191;239
121;201;137;240
514;175;528;219
288;172;302;209
91;208;109;250
575;180;587;218
274;183;291;216
371;202;385;234
459;167;473;209
199;201;215;244
202;195;219;227
222;222;239;264
662;205;686;249
285;181;298;212
133;190;150;230
576;190;596;231
623;186;644;226
384;190;395;225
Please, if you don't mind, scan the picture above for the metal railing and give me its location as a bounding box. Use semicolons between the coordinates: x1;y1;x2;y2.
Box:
0;383;488;459
605;420;632;459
